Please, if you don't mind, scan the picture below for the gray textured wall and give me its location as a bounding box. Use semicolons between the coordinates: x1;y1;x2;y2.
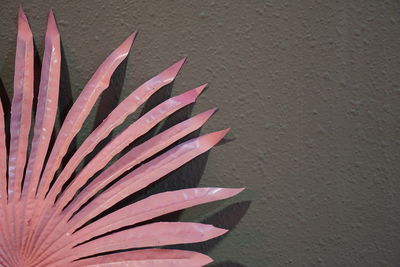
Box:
1;1;400;266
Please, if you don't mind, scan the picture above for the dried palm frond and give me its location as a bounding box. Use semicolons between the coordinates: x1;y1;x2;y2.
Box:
0;7;244;267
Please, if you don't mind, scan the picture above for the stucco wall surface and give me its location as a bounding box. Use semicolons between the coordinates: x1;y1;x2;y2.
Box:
0;1;399;266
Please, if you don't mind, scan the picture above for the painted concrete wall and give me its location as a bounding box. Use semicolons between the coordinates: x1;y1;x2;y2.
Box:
0;1;399;266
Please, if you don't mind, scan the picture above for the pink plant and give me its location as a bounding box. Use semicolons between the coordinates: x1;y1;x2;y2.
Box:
0;7;243;267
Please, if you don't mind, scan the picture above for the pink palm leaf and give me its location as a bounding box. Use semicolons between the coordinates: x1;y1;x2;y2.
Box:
0;7;244;267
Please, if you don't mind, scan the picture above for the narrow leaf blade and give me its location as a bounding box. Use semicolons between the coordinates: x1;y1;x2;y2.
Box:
73;222;226;259
8;6;34;201
69;249;213;267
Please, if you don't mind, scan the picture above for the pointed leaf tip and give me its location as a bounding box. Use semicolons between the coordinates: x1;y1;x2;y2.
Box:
129;31;138;40
112;32;137;57
125;31;138;47
216;127;231;140
18;5;31;35
223;127;231;135
199;107;218;120
192;83;207;98
168;57;187;77
224;187;246;197
221;228;229;235
18;5;25;17
212;226;229;237
47;8;59;36
200;128;230;147
197;83;208;94
158;58;187;84
210;106;218;114
191;107;218;126
175;57;187;68
177;84;207;103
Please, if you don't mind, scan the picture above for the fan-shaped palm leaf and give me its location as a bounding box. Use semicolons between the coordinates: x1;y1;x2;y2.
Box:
0;7;243;267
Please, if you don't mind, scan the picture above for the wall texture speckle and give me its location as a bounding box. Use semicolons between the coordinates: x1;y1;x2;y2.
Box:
1;1;400;266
